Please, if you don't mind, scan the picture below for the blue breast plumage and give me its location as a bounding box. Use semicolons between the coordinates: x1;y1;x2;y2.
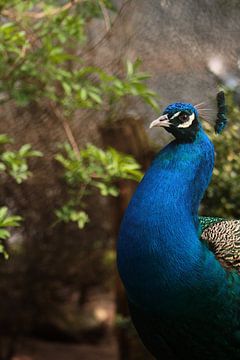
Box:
117;99;240;359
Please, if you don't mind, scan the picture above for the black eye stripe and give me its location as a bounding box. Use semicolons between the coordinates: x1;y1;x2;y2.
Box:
170;111;190;121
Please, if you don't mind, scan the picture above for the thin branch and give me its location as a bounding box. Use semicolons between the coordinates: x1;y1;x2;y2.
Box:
1;1;81;158
98;0;111;31
48;102;80;158
79;0;132;57
1;12;42;81
2;0;84;20
62;119;80;158
2;0;72;81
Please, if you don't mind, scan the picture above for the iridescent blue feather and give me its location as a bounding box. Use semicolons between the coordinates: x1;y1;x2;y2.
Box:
117;98;240;360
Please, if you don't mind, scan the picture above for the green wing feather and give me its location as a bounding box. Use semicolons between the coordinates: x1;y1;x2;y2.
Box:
199;216;225;231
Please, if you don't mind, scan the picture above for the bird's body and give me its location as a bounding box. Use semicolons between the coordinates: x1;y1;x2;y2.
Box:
117;100;240;359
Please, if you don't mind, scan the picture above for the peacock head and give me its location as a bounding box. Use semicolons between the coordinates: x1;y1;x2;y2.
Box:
150;102;200;143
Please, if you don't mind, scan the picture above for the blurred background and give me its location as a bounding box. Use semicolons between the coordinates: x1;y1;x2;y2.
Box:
0;1;240;359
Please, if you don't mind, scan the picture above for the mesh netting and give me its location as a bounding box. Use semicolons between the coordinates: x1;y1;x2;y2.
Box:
91;0;240;124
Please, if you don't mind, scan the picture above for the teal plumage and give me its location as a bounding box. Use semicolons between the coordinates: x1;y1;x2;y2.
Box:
117;99;240;359
199;216;225;231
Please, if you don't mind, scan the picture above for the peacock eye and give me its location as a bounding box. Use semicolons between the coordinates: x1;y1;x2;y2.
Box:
179;113;189;122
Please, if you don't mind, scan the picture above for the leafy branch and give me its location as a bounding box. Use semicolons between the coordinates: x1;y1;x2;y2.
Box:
0;2;159;150
0;134;42;257
0;206;22;259
0;143;42;183
0;1;158;234
55;143;143;228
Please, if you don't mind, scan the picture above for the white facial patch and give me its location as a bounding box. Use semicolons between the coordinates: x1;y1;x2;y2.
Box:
177;113;195;128
170;111;181;120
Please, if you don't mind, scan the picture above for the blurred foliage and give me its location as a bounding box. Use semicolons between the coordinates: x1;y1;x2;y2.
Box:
0;1;158;114
101;59;159;118
0;3;158;356
0;207;22;259
0;0;158;230
0;134;42;257
203;90;240;218
0;6;155;346
1;143;42;183
55;143;143;228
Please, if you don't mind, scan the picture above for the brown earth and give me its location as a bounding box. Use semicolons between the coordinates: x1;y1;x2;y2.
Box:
12;335;118;360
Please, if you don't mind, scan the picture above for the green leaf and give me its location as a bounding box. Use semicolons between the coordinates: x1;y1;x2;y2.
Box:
0;243;9;259
80;88;87;101
55;205;89;229
0;229;10;239
0;134;13;145
0;207;8;222
62;82;72;96
0;162;6;172
107;186;119;197
0;215;22;227
19;144;32;156
88;91;102;104
55;142;143;228
126;60;134;76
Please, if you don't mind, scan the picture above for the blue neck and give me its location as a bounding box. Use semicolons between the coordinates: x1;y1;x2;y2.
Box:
117;128;236;314
147;128;214;228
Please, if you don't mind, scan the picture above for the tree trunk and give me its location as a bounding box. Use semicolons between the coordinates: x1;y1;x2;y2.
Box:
100;117;154;360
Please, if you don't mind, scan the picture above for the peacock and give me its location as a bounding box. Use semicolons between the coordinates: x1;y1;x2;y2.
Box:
117;92;240;359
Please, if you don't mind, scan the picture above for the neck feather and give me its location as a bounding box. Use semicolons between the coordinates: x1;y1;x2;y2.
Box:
117;128;234;313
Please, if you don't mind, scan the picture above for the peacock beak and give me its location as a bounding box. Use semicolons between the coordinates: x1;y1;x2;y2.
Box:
149;114;170;129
